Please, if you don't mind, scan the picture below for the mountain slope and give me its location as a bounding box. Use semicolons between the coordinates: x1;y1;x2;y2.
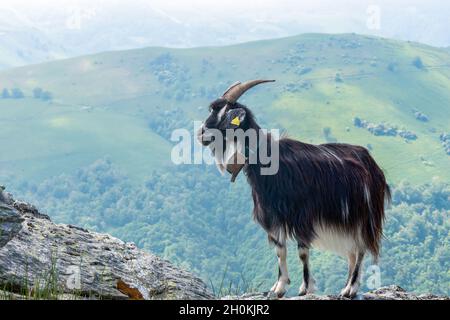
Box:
0;33;449;184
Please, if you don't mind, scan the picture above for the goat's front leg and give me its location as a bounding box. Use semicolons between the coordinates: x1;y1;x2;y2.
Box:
270;242;290;298
298;245;315;295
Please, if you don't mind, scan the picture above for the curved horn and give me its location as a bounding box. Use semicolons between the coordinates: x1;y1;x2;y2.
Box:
222;79;275;103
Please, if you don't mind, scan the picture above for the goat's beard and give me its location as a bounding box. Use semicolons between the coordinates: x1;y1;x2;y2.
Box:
197;132;214;146
210;138;246;176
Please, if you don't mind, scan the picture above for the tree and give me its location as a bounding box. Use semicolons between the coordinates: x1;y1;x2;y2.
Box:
323;127;337;142
33;87;43;99
11;88;24;99
412;57;424;69
1;88;10;99
41;91;52;101
387;62;398;72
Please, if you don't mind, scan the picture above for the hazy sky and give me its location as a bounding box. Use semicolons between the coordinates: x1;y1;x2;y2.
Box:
0;0;450;46
1;0;449;49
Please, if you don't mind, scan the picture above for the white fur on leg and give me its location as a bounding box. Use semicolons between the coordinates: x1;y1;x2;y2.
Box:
274;278;289;298
341;279;360;298
271;245;290;298
349;281;361;298
298;246;315;296
340;283;352;297
340;252;364;298
340;252;356;297
270;281;278;292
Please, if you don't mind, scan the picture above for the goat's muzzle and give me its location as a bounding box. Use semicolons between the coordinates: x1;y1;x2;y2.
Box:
197;126;214;146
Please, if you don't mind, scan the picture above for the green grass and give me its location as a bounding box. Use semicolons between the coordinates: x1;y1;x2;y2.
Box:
0;33;449;185
209;263;265;298
1;253;67;300
0;98;172;182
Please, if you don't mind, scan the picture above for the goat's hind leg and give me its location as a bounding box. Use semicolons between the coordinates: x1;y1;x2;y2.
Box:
340;251;364;298
298;244;315;296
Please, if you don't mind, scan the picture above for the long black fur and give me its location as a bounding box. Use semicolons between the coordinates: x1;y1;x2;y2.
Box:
234;103;390;259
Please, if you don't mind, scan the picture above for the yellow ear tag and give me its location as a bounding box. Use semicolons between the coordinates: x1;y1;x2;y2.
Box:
231;116;240;126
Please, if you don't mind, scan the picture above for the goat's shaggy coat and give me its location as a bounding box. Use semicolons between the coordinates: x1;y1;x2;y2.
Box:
246;136;390;258
199;82;391;298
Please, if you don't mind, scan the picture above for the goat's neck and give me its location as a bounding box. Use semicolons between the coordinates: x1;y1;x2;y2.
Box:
242;126;275;172
242;121;266;158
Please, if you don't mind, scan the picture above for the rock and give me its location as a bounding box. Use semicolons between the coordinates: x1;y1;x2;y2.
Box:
223;285;448;300
0;188;213;300
362;285;447;300
0;202;24;248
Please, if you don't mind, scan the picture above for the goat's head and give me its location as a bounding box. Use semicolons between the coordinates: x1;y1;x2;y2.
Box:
197;80;275;146
197;80;275;181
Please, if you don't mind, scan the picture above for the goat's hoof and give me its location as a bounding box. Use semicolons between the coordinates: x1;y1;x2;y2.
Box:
298;289;307;296
268;290;285;299
299;279;315;296
269;287;286;299
341;282;360;299
271;285;287;299
299;283;308;296
348;288;359;299
340;287;351;298
340;292;357;299
275;289;286;299
271;278;289;299
270;281;279;292
340;288;358;299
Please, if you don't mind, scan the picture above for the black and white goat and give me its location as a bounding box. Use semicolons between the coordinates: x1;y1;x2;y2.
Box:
197;80;391;298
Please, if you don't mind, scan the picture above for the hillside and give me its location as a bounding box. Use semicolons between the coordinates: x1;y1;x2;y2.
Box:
0;33;449;184
0;34;449;296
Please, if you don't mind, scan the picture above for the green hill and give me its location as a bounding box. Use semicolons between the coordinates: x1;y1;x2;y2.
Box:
1;33;449;184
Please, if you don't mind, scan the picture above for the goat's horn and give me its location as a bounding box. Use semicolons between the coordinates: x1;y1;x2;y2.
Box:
222;79;275;103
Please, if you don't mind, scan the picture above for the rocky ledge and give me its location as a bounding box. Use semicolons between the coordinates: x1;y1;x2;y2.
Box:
0;186;213;300
223;285;448;300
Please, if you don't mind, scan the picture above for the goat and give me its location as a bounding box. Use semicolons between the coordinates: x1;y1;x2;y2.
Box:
197;80;391;298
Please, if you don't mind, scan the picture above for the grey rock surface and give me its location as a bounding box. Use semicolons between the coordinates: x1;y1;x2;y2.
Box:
222;285;448;300
0;188;213;300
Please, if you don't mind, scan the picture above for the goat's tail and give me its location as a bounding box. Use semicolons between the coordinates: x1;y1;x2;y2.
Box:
384;183;392;207
363;156;390;263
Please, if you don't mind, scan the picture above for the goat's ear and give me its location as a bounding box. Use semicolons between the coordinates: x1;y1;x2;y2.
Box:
220;108;246;129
